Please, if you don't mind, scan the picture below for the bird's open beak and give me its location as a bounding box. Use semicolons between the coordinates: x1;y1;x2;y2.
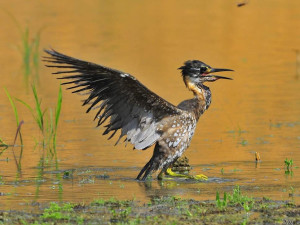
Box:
205;67;234;80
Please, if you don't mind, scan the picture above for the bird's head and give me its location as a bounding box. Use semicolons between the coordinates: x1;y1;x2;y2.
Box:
178;60;233;86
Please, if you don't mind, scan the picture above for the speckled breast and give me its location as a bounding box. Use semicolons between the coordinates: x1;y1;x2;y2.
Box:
157;113;197;168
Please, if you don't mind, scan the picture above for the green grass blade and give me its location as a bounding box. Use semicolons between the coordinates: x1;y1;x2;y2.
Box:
4;88;19;127
16;98;34;115
55;86;63;129
33;32;40;82
16;97;44;132
31;84;44;131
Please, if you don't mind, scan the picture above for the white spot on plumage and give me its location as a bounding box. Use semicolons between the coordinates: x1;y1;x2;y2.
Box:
173;138;181;147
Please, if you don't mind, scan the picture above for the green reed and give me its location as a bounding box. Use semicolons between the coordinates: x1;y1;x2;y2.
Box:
4;88;24;172
215;186;253;212
284;158;294;176
3;10;41;87
34;84;62;198
17;84;62;155
21;27;41;89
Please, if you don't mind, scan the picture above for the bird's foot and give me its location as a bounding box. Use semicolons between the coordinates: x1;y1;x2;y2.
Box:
165;168;208;181
190;174;208;180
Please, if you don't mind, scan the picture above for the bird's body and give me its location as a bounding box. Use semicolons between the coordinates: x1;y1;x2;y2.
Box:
137;84;210;180
44;50;233;181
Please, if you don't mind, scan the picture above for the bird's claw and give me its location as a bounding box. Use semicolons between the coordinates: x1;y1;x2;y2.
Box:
190;174;208;180
165;168;208;180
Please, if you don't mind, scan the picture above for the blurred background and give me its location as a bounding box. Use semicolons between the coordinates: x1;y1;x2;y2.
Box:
0;0;299;210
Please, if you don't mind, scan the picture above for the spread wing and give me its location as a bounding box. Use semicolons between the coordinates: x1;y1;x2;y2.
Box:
44;49;182;150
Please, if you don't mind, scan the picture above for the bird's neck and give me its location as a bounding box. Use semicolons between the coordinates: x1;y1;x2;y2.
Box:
186;81;212;119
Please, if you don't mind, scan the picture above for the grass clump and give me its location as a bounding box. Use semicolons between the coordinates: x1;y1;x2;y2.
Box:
41;202;74;220
284;158;293;175
1;85;62;176
216;185;254;212
92;198;132;207
17;84;62;155
216;191;228;210
91;198;133;224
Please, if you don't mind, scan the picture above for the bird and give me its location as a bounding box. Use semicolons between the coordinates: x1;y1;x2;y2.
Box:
44;49;233;181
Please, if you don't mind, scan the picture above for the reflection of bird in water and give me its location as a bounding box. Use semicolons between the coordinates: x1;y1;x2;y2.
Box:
44;49;233;181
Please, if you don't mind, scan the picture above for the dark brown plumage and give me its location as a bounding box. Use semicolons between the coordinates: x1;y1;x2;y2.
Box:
44;50;233;181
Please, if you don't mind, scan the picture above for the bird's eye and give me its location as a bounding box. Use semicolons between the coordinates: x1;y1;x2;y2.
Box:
200;67;207;73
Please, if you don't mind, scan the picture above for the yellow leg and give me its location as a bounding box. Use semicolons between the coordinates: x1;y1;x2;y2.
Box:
165;168;208;181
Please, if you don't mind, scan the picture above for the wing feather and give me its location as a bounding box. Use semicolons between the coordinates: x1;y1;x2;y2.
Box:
44;49;182;150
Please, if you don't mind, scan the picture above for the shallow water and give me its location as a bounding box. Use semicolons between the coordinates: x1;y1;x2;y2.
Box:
0;0;299;210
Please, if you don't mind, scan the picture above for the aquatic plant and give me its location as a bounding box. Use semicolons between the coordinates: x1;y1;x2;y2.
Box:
110;206;132;222
4;88;24;172
289;186;295;198
284;158;293;173
221;168;224;175
41;202;74;220
52;85;63;152
228;186;253;206
92;198;132;207
17;84;62;155
216;191;227;210
215;185;253;212
3;10;41;88
18;26;41;89
4;88;23;147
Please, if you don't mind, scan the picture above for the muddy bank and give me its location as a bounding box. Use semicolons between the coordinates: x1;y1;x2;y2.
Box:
1;195;299;224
